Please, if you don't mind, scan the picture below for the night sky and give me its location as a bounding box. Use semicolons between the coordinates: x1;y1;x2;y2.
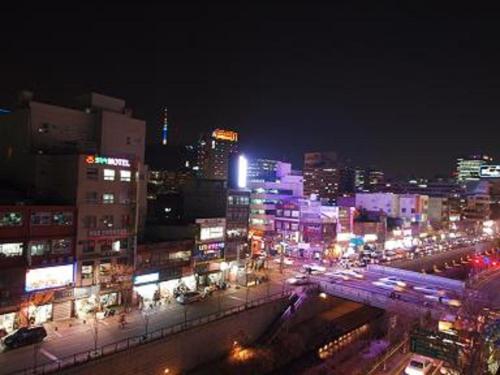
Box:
1;3;500;178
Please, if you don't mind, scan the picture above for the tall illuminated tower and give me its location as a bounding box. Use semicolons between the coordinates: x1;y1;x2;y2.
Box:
161;106;168;145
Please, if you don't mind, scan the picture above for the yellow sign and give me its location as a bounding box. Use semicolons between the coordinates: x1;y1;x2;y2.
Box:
212;129;238;142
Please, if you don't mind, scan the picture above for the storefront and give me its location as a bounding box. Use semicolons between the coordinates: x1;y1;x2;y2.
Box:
158;275;197;296
74;289;120;318
133;272;160;307
0;312;16;333
28;304;52;325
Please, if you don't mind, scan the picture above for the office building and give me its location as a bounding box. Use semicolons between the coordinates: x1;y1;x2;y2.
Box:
195;129;238;180
456;154;493;183
303;151;339;203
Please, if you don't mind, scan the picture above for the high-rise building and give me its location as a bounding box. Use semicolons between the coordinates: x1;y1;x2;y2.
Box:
195;129;238;180
0;92;146;319
366;169;385;190
456;154;493;183
303;151;339;203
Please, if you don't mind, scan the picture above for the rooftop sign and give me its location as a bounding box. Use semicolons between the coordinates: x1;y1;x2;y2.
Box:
212;129;238;142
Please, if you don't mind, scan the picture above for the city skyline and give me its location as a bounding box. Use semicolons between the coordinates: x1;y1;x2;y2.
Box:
1;3;500;177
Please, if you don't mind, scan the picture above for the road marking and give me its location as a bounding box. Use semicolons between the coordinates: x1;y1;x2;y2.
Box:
40;348;59;362
229;295;245;301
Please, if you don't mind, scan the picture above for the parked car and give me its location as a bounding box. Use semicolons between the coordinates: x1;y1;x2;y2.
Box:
176;291;204;304
1;326;47;349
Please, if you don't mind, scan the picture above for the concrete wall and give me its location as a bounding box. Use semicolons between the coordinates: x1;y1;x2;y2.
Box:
60;298;289;375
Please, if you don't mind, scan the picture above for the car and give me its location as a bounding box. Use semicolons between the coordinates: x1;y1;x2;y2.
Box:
413;286;446;296
176;291;204;304
1;326;47;349
326;272;350;281
339;270;364;279
372;281;404;292
404;355;434;375
286;275;310;285
379;277;407;287
423;295;462;307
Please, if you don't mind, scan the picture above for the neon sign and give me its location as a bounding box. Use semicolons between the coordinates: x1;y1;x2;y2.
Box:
480;165;500;178
86;155;131;168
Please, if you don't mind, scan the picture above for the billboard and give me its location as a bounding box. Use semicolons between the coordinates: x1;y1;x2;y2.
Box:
25;264;74;292
480;165;500;178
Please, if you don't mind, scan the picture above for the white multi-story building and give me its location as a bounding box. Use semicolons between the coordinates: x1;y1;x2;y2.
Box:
355;193;428;223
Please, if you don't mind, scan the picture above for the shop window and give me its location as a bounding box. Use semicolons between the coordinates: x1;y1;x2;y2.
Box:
53;212;73;225
101;215;114;228
227;196;234;205
86;168;98;180
0;212;22;227
86;191;98;204
0;243;23;257
120;170;131;182
81;240;95;253
169;250;191;262
52;239;72;254
99;261;112;275
102;193;115;204
103;169;115;181
31;212;51;225
82;262;94;280
30;241;50;256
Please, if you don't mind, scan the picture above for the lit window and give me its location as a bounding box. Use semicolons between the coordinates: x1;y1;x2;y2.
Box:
0;243;23;257
120;170;131;182
82;263;94;279
0;212;22;227
103;193;115;204
30;241;50;256
103;169;115;181
112;240;121;252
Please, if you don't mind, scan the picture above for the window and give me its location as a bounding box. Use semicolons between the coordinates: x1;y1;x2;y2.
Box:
86;168;98;180
101;215;114;228
120;215;130;228
83;216;97;229
103;169;115;181
291;210;299;218
82;262;94;279
401;208;407;213
291;223;299;231
100;240;112;253
86;192;98;204
102;193;115;204
99;260;112;275
227;196;234;205
284;210;291;217
169;250;191;262
30;241;50;256
81;240;95;254
52;212;73;225
52;239;72;254
112;240;121;252
0;212;22;227
0;243;23;257
31;212;51;225
120;170;131;182
119;193;130;205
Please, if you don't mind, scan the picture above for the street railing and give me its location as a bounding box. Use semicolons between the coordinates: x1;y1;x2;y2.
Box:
11;290;291;375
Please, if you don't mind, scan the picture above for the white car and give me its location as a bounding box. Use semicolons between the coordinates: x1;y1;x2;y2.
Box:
379;277;407;287
273;257;294;265
413;286;446;296
326;272;350;281
339;270;364;279
372;281;404;292
404;355;434;375
286;275;310;285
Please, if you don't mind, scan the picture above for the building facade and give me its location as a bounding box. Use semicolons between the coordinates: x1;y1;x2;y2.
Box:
456;154;493;183
303;151;339;203
195;129;238;180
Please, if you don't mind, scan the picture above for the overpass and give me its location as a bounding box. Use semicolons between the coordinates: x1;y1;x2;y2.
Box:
317;266;468;320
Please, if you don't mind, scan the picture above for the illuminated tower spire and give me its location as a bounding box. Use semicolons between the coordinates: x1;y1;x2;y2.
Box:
161;106;168;145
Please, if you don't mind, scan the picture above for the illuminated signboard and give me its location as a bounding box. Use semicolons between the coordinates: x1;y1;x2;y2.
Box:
480;165;500;178
25;264;74;292
134;272;159;285
85;155;131;168
238;155;248;188
212;129;238;142
200;226;224;241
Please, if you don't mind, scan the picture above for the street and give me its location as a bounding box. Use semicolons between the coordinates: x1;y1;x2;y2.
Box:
0;274;289;375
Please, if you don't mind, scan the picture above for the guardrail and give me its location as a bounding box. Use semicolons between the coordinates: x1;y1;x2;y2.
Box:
367;264;465;292
11;290;290;375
